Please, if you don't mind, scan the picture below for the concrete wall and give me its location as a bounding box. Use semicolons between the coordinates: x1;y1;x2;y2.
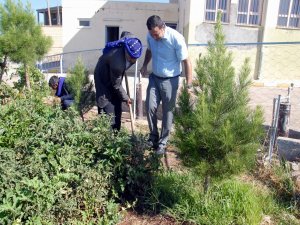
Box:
41;26;63;55
259;0;300;81
183;0;300;83
61;0;178;72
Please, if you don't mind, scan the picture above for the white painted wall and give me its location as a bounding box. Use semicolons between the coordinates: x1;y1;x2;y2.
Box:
182;0;300;82
61;0;178;72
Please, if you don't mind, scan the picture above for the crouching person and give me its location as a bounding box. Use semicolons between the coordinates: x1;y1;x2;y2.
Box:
48;75;74;110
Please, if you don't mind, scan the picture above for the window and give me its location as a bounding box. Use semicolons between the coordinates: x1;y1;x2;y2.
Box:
205;0;230;23
78;19;90;28
277;0;300;28
237;0;263;25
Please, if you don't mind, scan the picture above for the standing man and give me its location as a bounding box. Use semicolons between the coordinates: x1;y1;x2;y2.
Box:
94;36;143;131
140;15;193;155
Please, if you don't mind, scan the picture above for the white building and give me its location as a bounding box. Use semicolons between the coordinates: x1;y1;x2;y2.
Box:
39;0;300;84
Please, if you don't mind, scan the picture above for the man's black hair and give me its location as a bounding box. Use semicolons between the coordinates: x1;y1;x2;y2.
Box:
146;15;165;30
48;75;59;87
120;31;134;38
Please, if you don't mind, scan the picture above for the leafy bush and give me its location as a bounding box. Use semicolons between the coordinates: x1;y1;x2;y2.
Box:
0;92;159;224
174;12;264;177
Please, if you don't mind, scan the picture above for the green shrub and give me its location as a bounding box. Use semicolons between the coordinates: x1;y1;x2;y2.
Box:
0;93;159;224
174;12;264;177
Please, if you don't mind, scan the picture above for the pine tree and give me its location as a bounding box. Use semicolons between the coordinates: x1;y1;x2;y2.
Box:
0;0;52;88
66;58;95;121
174;12;264;178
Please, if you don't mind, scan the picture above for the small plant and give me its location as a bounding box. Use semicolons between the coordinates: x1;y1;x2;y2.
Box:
66;58;95;120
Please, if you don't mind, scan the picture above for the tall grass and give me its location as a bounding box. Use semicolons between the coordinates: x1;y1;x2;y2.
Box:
148;171;297;225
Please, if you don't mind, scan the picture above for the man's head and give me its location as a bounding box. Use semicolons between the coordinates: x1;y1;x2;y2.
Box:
48;76;59;90
146;15;165;40
120;31;134;39
124;37;143;64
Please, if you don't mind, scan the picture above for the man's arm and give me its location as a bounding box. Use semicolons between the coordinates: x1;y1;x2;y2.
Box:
110;68;129;102
140;48;152;76
182;57;192;86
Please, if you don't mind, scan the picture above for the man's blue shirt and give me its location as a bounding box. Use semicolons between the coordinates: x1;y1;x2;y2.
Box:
147;26;188;78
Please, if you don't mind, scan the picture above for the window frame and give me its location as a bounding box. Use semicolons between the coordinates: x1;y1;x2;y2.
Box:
277;0;300;29
236;0;264;26
204;0;231;23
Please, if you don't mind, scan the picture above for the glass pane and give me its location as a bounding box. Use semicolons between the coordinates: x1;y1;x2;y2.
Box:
79;20;90;27
237;14;247;23
277;16;288;26
221;12;228;22
250;0;260;12
206;12;216;21
206;0;217;10
291;0;300;14
249;15;259;24
289;17;300;27
219;0;228;10
279;0;290;14
238;0;249;12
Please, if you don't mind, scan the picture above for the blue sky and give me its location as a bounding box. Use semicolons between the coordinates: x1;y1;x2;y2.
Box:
0;0;168;11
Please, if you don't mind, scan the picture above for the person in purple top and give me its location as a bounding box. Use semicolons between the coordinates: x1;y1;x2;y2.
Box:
48;75;74;110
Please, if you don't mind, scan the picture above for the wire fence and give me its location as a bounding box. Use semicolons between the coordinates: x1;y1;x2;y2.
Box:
38;42;300;83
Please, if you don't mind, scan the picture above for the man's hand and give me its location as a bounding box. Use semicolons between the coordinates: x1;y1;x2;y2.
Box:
140;65;147;77
126;98;132;106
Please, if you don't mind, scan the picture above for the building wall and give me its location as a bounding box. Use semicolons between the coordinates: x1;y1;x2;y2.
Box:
183;0;300;82
259;0;300;81
61;0;178;72
41;26;63;56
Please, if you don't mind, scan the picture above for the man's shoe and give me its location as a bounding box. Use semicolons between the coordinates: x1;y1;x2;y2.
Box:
155;146;166;155
146;139;158;149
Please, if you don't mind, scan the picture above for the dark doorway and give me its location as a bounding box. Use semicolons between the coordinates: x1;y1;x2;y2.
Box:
165;23;177;30
106;26;119;43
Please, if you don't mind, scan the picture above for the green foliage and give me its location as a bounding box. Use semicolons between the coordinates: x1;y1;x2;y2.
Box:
0;93;159;224
0;95;117;224
0;0;52;83
13;65;48;92
66;58;95;116
174;12;264;177
148;171;275;225
0;83;18;104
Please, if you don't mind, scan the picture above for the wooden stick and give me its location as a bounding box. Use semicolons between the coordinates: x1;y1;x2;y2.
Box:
124;73;135;135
